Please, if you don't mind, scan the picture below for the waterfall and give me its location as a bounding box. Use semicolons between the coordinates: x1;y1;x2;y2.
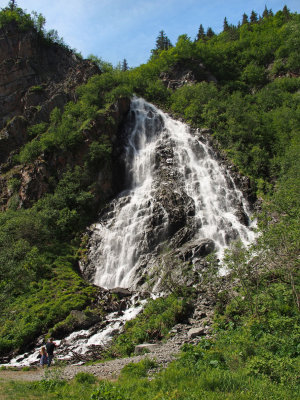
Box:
86;98;255;289
1;98;256;367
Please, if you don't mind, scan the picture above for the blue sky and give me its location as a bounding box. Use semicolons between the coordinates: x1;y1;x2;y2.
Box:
0;0;299;67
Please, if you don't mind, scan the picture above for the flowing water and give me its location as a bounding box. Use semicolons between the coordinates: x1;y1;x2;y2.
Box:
87;98;255;289
3;296;146;367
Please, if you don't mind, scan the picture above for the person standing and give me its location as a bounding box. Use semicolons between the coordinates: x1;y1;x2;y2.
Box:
45;337;57;367
39;346;48;368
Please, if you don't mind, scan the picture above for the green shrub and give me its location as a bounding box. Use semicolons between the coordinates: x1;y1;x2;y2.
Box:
75;372;97;384
90;381;127;400
120;358;158;379
7;177;20;192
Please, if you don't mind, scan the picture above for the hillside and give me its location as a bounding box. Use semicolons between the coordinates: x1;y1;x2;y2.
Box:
0;3;299;400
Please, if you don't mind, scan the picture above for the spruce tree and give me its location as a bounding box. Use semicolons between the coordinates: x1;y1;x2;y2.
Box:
250;10;258;23
8;0;16;10
206;27;215;38
155;30;172;51
122;58;129;71
223;17;230;31
196;24;205;41
282;5;290;19
155;30;165;50
242;13;248;25
151;30;172;57
262;5;269;18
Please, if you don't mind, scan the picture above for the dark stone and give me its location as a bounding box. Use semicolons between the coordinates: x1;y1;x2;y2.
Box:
50;310;101;339
235;203;250;226
110;287;132;298
178;239;215;262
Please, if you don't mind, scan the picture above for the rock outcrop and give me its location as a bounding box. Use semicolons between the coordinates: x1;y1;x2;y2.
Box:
160;59;217;90
0;97;130;210
0;22;131;210
0;21;99;165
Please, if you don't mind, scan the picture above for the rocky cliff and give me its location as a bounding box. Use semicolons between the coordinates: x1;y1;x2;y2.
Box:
0;21;99;166
0;21;131;210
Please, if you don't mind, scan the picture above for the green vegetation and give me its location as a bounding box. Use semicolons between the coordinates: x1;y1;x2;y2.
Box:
0;350;298;399
0;2;134;352
0;166;101;354
0;4;299;399
107;293;192;357
0;2;70;49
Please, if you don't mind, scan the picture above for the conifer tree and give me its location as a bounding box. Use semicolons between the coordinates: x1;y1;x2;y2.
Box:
122;58;129;71
196;24;205;41
262;5;269;18
151;30;172;57
8;0;16;10
250;10;258;23
206;27;215;38
223;17;230;31
242;13;249;25
282;5;290;19
155;30;172;51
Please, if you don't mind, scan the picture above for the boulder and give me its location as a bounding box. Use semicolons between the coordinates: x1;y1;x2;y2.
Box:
187;327;206;339
159;59;217;90
235;203;250;226
110;287;132;298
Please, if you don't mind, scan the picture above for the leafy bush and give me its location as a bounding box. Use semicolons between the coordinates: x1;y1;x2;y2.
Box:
29;85;44;93
75;372;97;385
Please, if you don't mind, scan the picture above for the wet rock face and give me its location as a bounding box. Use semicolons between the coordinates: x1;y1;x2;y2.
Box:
153;136;195;238
176;239;215;262
80;108;202;287
0;22;99;163
80;99;255;291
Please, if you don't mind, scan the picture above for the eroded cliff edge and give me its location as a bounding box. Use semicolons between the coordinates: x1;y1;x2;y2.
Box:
0;21;131;210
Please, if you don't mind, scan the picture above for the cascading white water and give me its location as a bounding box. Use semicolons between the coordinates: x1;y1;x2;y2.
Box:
164;116;254;252
90;98;169;289
89;98;255;289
